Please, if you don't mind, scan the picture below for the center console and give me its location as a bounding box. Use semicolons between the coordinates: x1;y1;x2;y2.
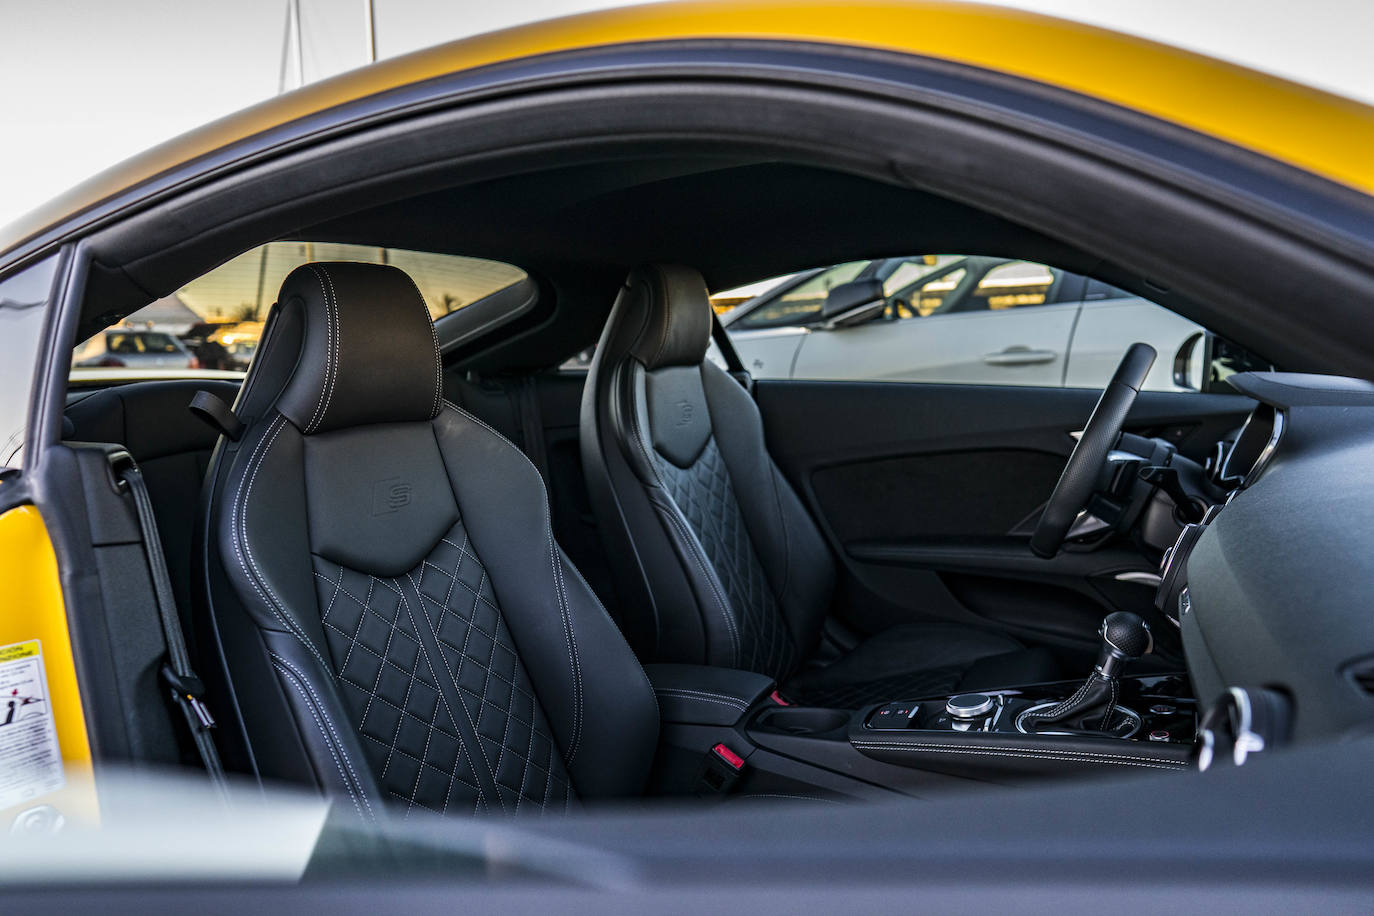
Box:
645;612;1197;801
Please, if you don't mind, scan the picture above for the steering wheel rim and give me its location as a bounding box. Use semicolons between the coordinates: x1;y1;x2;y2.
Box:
1030;343;1157;558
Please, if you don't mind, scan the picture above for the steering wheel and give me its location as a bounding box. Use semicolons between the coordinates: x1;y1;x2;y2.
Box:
1030;343;1157;558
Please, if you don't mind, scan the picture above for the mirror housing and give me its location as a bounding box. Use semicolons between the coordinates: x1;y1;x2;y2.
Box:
820;278;886;328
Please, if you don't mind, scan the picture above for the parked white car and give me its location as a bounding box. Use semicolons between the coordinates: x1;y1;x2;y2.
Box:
72;325;200;371
719;256;1206;390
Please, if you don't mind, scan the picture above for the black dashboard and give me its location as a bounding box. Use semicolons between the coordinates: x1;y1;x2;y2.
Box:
1169;372;1374;742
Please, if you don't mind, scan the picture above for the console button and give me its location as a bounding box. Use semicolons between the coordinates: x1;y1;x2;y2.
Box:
867;702;919;730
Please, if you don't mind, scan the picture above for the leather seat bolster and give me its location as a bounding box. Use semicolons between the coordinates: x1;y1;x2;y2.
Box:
433;404;659;798
260;628;385;820
699;362;835;654
217;413;331;655
617;362;744;669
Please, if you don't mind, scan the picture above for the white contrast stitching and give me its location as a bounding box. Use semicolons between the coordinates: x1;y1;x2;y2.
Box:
623;377;741;664
852;742;1188;770
440;400;585;766
271;652;379;820
271;659;365;820
303;265;340;434
230;414;330;670
397;576;500;814
653;687;749;708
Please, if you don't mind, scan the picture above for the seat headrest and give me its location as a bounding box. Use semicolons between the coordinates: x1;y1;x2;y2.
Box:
624;264;713;370
272;261;441;434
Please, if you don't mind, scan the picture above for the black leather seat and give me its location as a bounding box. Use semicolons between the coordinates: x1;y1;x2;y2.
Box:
198;262;658;818
580;264;1060;708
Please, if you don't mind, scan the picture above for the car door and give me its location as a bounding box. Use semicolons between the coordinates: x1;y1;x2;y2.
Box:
735;263;1258;667
0;250;100;819
789;258;1080;386
1065;278;1207;391
721;261;871;378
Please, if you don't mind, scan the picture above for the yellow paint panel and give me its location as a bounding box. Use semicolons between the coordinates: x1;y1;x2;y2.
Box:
0;504;96;822
6;0;1374;257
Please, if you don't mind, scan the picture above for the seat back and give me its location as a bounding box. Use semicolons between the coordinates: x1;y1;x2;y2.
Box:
66;378;241;619
198;262;657;818
580;264;836;682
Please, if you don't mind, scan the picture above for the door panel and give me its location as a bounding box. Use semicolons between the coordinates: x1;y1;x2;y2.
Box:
791;303;1078;386
755;380;1254;660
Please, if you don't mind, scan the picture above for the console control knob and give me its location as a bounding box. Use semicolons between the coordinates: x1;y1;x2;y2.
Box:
946;693;995;720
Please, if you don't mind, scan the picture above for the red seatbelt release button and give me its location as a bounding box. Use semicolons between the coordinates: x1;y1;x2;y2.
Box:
712;743;745;771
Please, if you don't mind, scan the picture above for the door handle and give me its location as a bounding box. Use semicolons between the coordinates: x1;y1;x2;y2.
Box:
982;346;1057;366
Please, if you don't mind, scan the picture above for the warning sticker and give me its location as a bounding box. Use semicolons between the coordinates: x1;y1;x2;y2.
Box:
0;640;64;810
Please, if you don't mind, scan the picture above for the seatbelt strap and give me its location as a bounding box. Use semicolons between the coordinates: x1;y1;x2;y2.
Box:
115;459;226;791
516;375;551;485
188;390;243;441
711;313;755;395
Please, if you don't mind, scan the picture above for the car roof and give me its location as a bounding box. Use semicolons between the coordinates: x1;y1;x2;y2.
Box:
5;0;1374;261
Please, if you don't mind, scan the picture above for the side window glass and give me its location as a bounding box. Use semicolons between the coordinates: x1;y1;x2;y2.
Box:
732;261;869;330
70;242;528;382
969;261;1056;310
903;268;967;317
0;256;59;468
724;254;1270;392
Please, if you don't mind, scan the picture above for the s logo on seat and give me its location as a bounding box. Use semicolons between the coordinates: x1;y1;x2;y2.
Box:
371;477;413;515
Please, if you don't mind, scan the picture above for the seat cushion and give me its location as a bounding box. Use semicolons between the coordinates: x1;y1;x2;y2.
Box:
780;623;1060;709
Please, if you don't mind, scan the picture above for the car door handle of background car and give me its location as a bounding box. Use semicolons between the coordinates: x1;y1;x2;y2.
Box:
982;346;1058;366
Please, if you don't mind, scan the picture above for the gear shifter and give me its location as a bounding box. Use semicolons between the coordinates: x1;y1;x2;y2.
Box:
1021;612;1153;737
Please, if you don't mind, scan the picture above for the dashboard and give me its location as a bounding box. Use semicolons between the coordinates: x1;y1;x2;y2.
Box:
1164;372;1374;743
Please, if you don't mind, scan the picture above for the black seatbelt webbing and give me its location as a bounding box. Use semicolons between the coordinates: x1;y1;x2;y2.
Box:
710;314;755;395
116;461;226;790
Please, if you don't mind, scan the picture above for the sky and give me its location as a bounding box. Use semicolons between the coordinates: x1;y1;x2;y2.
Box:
2;0;1371;233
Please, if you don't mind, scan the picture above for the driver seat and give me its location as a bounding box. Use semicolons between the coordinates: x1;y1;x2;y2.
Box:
580;264;1059;708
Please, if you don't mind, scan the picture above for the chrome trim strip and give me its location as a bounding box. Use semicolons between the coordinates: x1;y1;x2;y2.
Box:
1243;408;1286;488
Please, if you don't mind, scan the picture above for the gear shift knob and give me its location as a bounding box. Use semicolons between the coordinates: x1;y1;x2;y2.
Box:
1095;611;1153;678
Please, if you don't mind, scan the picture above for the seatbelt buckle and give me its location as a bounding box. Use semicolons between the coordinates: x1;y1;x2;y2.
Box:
696;742;747;797
161;663;217;729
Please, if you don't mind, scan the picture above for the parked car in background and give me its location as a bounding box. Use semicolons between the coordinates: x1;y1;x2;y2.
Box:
71;324;199;370
721;255;1210;390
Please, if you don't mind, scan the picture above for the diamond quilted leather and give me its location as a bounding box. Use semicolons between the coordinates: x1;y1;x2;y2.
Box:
313;520;574;817
653;436;798;678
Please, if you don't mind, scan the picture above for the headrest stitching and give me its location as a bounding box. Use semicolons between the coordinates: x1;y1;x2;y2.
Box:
304;264;343;435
